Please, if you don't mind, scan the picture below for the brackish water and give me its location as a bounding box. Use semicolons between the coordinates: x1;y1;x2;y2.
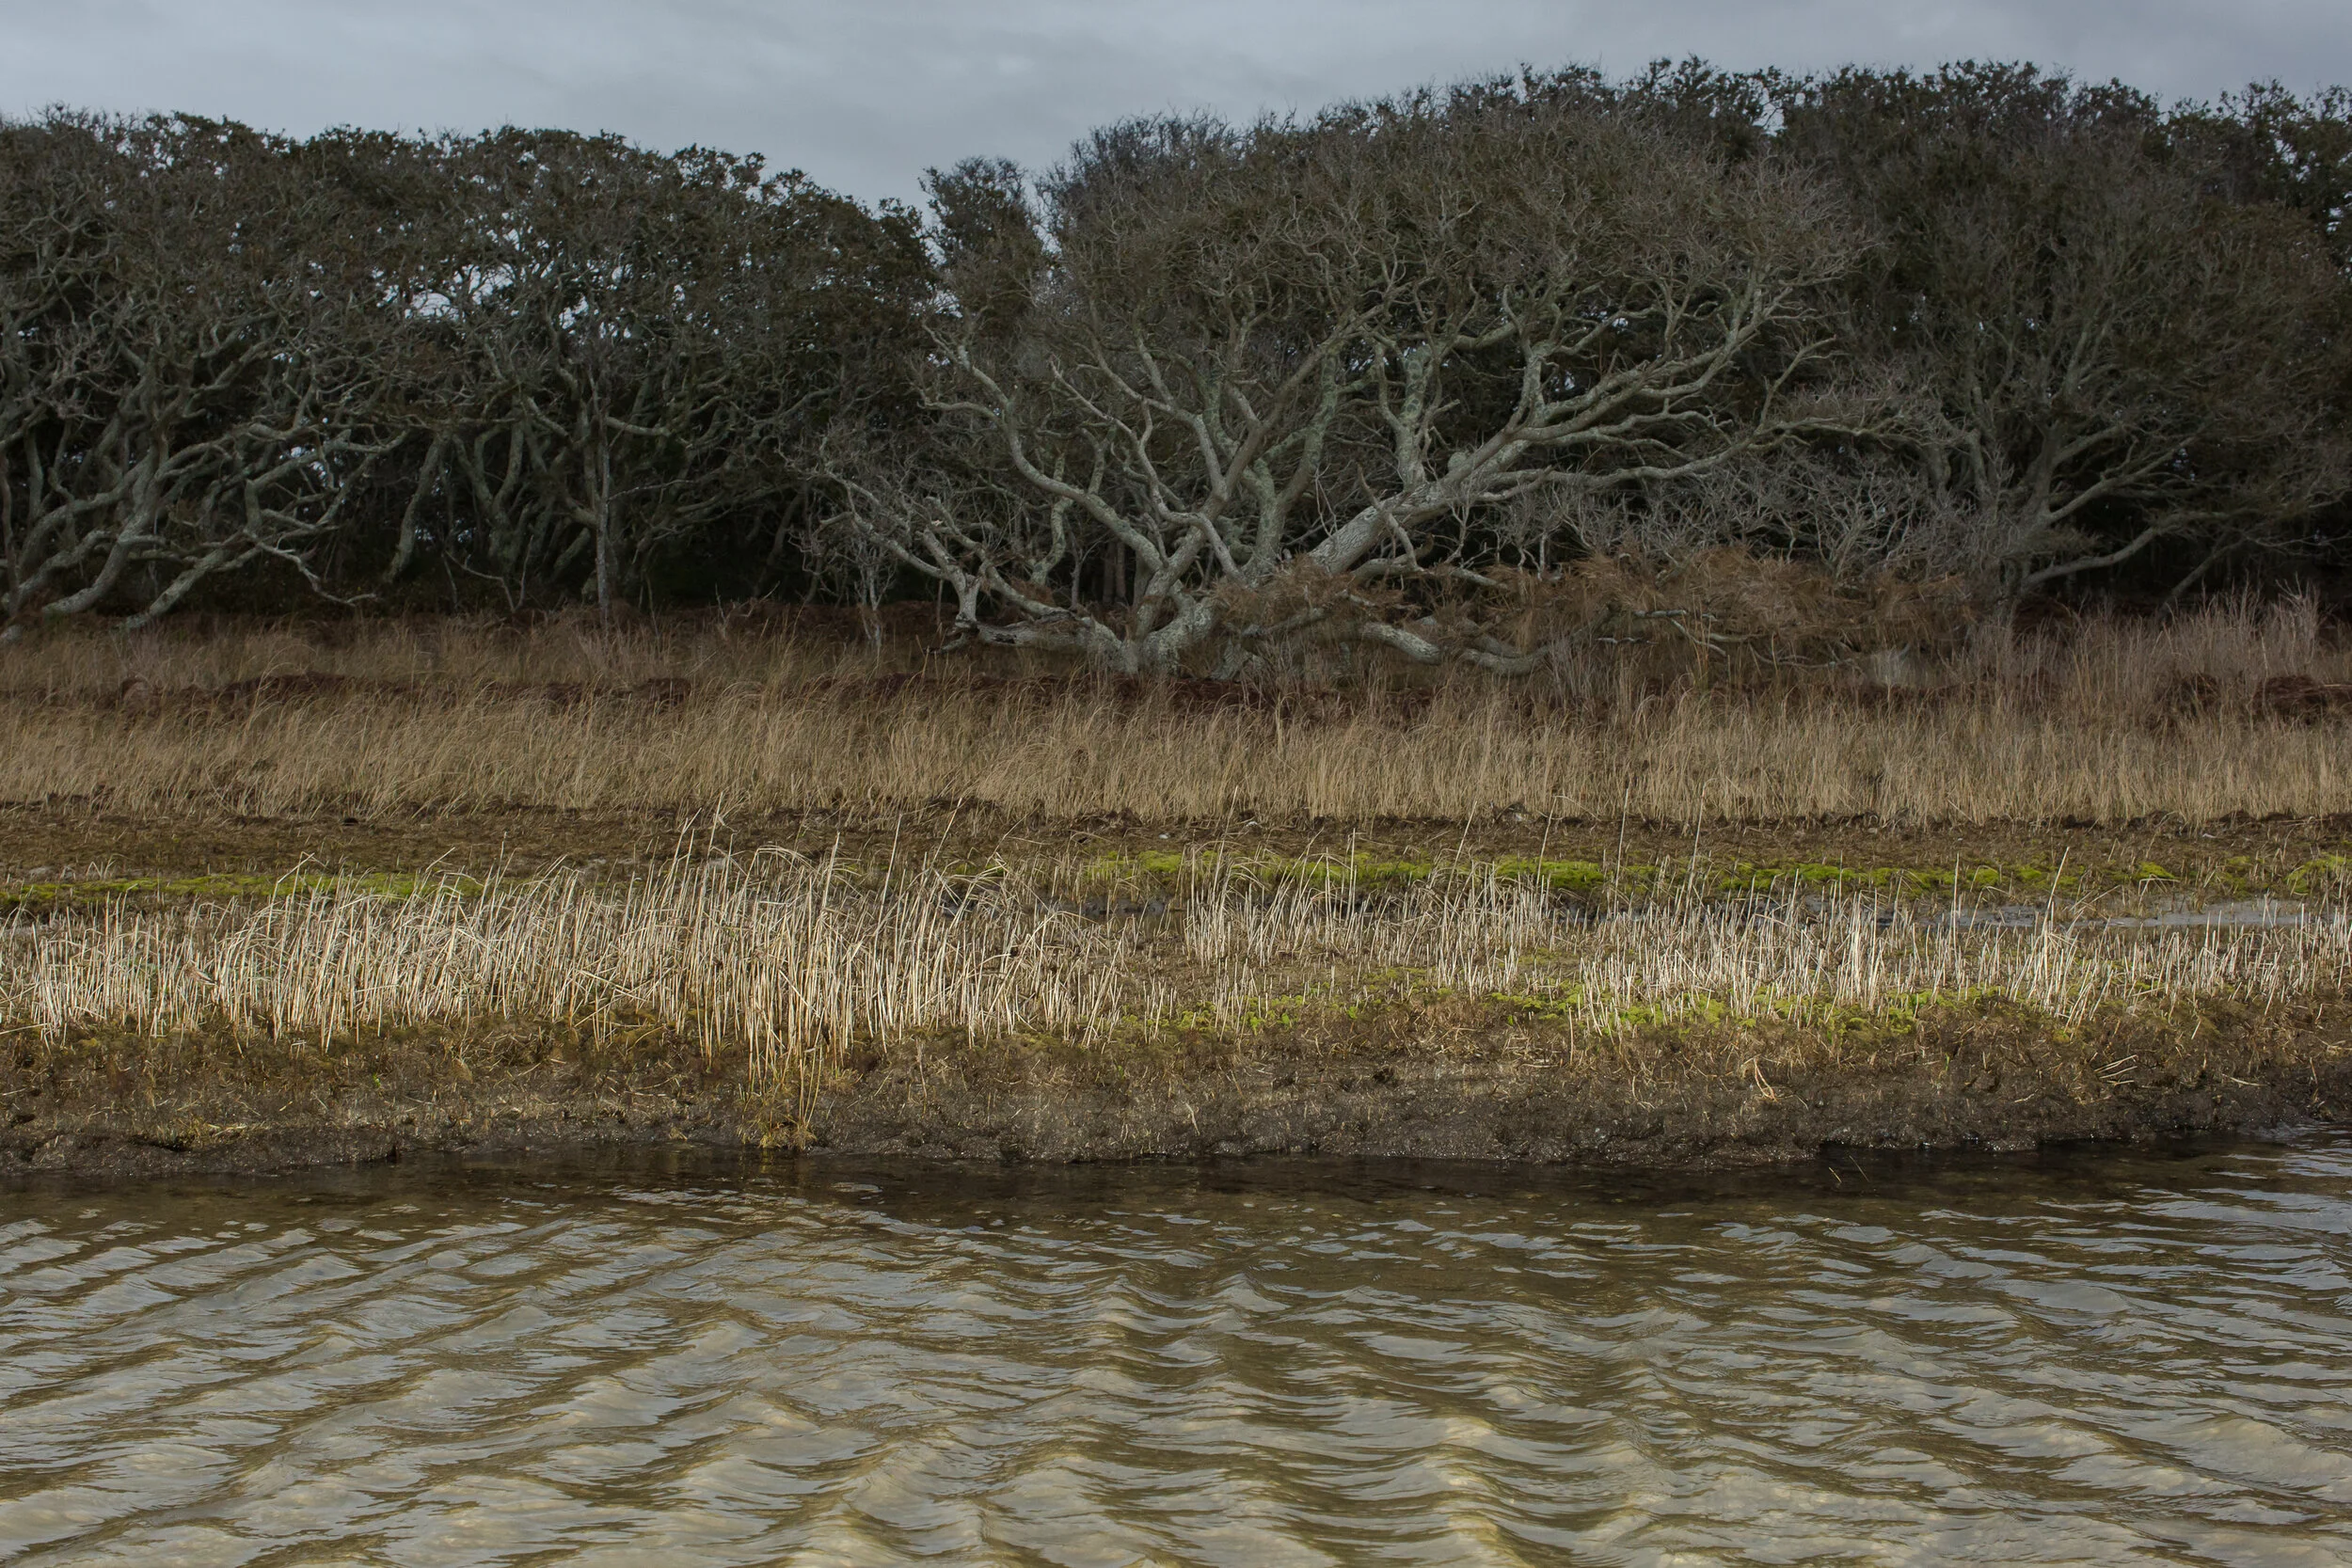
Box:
4;1138;2350;1566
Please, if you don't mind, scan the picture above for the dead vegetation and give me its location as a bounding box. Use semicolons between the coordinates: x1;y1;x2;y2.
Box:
4;847;2347;1174
2;597;2351;828
5;600;2350;1173
7;851;2348;1097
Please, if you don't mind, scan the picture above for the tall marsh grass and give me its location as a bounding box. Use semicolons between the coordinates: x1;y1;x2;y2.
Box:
8;857;2345;1088
3;600;2349;826
1;857;1127;1088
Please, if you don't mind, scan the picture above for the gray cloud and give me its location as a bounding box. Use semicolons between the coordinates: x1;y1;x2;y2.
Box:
7;1;2348;202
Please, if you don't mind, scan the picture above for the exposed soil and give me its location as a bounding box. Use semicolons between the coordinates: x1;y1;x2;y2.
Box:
9;1003;2347;1183
8;801;2350;894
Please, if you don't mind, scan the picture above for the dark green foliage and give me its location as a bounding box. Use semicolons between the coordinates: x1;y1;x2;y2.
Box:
1771;65;2351;598
3;63;2349;641
0;114;930;628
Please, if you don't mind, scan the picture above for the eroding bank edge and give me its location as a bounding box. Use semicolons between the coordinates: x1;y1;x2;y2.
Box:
10;1011;2347;1182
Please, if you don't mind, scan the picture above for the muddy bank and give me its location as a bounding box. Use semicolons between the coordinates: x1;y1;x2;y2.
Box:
8;1012;2349;1182
9;800;2352;894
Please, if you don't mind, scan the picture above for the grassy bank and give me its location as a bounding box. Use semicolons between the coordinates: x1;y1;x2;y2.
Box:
5;606;2352;1173
5;852;2348;1172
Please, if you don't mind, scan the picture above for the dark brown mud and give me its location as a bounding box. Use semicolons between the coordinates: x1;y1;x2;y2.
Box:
8;1019;2347;1183
8;800;2352;899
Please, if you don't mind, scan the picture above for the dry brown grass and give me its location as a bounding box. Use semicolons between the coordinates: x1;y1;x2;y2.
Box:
7;855;2346;1101
1;857;1125;1113
11;605;2346;1162
2;600;2350;828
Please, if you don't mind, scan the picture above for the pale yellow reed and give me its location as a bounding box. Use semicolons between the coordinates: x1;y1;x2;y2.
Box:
7;860;2344;1085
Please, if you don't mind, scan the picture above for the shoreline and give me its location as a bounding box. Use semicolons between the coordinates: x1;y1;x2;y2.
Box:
10;1029;2348;1183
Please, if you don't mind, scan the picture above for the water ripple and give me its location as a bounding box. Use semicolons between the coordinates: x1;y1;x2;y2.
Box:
4;1137;2351;1564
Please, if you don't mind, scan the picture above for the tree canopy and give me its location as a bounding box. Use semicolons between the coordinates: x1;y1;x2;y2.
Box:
0;112;930;630
3;63;2348;659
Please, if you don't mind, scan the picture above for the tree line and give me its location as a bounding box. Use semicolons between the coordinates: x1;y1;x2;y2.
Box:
4;62;2350;667
0;115;930;631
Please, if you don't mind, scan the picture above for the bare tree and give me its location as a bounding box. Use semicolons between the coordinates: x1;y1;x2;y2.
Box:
1497;444;1978;585
825;82;1863;673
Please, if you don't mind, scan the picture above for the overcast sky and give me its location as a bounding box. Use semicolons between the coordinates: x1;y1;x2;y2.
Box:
7;1;2349;204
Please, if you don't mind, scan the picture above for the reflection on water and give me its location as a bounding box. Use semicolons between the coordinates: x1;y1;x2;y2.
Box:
4;1137;2351;1566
